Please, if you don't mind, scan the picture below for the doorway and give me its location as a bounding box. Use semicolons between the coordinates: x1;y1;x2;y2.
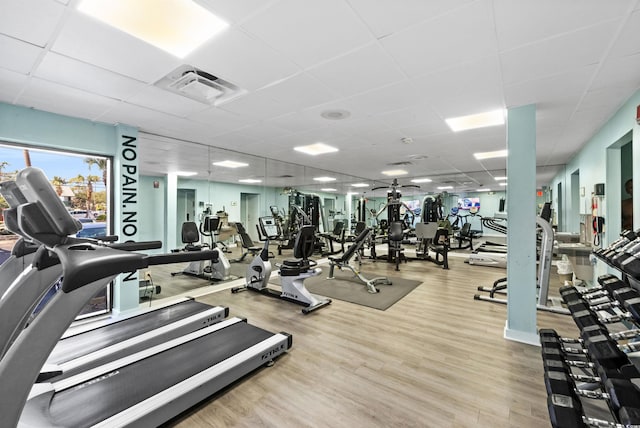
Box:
241;193;261;241
557;182;563;231
621;140;633;230
324;197;335;232
176;189;196;243
570;170;580;234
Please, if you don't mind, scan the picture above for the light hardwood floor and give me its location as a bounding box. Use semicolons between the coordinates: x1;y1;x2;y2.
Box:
156;248;579;428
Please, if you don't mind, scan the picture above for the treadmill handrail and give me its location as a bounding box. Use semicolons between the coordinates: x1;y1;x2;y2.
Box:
57;244;224;293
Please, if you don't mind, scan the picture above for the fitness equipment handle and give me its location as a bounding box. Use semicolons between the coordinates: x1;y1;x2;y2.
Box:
148;249;220;265
110;240;163;251
56;245;221;293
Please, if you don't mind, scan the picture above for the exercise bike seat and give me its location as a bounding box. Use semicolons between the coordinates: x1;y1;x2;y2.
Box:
280;258;316;276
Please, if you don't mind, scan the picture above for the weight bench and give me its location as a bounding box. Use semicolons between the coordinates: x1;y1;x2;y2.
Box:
327;227;392;293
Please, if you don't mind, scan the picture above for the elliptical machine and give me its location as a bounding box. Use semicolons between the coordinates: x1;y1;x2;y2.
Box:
232;217;331;314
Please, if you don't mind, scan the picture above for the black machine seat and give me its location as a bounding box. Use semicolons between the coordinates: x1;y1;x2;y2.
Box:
429;228;450;269
319;221;345;255
280;225;317;276
415;223;450;270
234;222;262;262
345;221;367;242
454;222;474;250
328;227;391;293
179;222;203;252
388;221;406;271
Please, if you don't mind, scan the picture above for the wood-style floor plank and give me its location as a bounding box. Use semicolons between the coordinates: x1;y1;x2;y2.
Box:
160;252;579;428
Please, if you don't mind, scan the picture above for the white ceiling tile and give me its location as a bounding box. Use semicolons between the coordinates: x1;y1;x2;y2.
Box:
381;1;497;77
324;117;394;140
412;56;504;118
218;91;291;120
241;0;373;68
395;121;451;139
579;86;633;115
500;21;619;86
189;28;300;91
0;68;29;102
0;0;65;47
17;77;117;121
536;104;576;133
307;42;406;97
591;53;640;93
504;65;597;109
340;80;426;116
493;0;634;52
266;111;326;133
257;72;340;110
127;85;209;118
193;0;278;24
347;0;475;39
374;104;443;131
187;107;249;136
34;52;148;101
97;102;184;130
51;11;181;83
0;35;43;74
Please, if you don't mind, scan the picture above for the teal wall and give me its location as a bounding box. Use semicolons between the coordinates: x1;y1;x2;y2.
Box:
0;103;142;313
0;103;115;155
550;90;640;240
550;90;640;279
138;175;166;250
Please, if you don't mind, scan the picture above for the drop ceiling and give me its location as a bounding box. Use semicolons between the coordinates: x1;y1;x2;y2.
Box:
1;0;639;194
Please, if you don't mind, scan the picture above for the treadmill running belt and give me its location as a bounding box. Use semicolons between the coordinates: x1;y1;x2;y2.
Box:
48;300;212;364
48;322;273;427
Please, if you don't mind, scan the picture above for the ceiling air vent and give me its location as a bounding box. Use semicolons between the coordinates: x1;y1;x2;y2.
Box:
156;65;247;106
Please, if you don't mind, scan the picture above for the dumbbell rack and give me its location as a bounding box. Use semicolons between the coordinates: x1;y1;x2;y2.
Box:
540;270;640;427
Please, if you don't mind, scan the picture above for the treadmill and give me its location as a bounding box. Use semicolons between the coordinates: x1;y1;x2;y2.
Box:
0;167;292;427
0;182;229;381
40;298;229;382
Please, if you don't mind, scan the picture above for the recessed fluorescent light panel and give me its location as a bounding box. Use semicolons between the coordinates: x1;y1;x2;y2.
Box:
381;170;408;176
411;178;432;183
175;171;197;176
77;0;229;58
294;143;339;156
313;177;336;182
473;150;508;160
239;179;262;184
494;176;507;181
350;183;369;188
499;183;507;186
445;109;505;132
213;160;248;168
437;186;453;190
477;188;492;192
321;188;337;192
